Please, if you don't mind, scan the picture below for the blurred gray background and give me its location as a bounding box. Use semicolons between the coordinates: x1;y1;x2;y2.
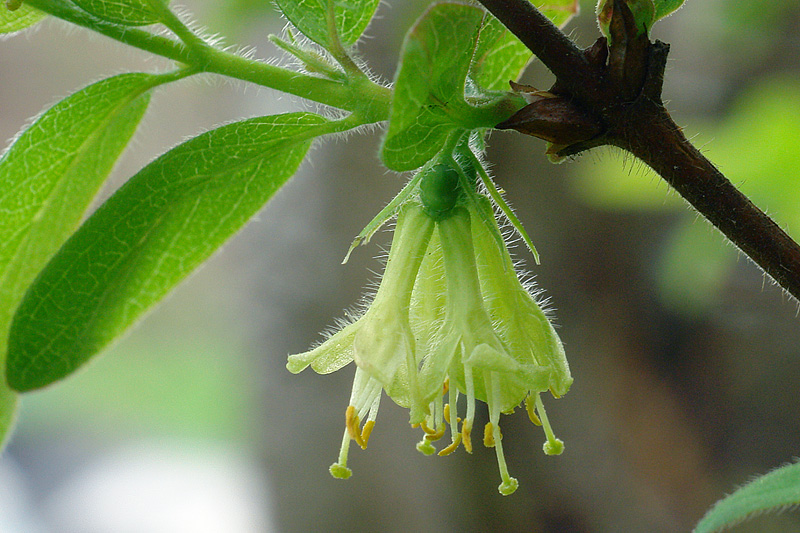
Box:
2;0;800;531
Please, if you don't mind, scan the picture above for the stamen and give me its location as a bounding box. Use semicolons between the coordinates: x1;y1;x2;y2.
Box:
438;434;462;456
484;422;495;447
329;429;353;479
345;405;361;442
525;395;542;426
461;419;473;453
535;393;565;455
360;420;375;449
441;385;461;453
422;421;445;441
463;364;476;454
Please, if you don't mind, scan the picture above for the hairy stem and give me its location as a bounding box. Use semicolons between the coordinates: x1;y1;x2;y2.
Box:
478;0;800;300
23;0;392;119
622;108;800;298
474;0;588;98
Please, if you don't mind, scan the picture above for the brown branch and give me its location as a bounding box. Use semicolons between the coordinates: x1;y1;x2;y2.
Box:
480;0;800;301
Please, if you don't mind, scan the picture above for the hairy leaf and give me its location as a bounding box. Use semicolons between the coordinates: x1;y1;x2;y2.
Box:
0;2;45;33
536;0;581;28
597;0;684;39
471;16;532;92
597;0;654;39
6;113;332;391
381;3;485;171
695;462;800;533
472;1;578;92
0;73;158;439
654;0;686;21
72;0;169;26
275;0;380;47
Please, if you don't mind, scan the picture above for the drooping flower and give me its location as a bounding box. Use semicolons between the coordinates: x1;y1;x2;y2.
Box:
287;155;572;495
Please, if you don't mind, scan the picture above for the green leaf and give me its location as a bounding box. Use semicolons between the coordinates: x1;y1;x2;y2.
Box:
536;0;581;28
471;16;532;92
597;0;655;39
275;0;380;47
0;2;45;33
0;385;17;448
653;0;686;21
381;3;485;171
471;1;578;92
6;113;333;392
597;0;684;38
695;462;800;533
0;73;158;440
72;0;169;26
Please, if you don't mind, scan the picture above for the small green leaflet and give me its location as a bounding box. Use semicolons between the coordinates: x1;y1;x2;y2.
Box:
6;113;333;392
597;0;686;41
471;16;532;93
275;0;380;48
0;72;160;437
654;0;686;20
381;3;485;171
383;1;578;172
536;0;580;28
695;461;800;533
0;2;45;33
472;0;578;92
597;0;654;40
72;0;169;26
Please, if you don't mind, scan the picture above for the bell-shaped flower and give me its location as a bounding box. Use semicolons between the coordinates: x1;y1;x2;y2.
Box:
287;156;572;495
287;202;434;478
413;204;569;495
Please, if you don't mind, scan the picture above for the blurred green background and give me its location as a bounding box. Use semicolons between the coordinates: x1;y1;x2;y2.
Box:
1;0;800;531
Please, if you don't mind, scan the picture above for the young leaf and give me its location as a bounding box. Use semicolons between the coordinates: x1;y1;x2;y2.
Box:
6;113;333;392
695;461;800;533
597;0;655;40
381;3;485;171
653;0;686;21
0;73;160;437
275;0;380;48
0;2;45;33
536;0;581;28
72;0;169;26
471;16;532;92
471;1;579;92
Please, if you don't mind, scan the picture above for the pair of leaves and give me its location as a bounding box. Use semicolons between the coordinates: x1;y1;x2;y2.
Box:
275;0;380;49
6;112;334;392
597;0;686;40
0;72;162;442
381;1;578;172
381;3;488;171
